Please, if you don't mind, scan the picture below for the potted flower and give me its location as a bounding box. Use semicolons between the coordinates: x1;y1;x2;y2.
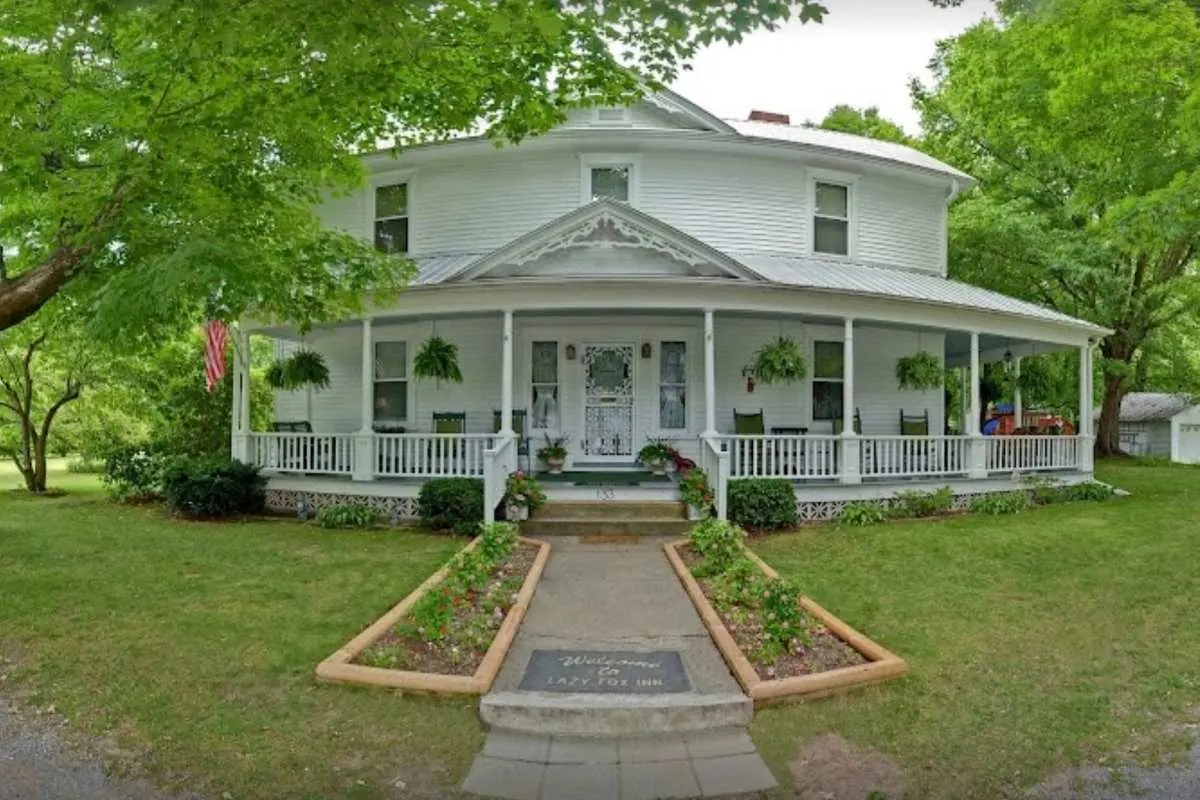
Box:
678;467;714;520
536;434;569;474
637;438;674;475
504;471;546;521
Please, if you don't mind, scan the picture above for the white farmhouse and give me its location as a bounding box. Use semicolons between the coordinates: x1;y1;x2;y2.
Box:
232;90;1109;522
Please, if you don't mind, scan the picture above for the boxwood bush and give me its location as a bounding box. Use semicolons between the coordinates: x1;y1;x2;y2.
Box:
102;444;170;501
160;457;266;519
727;478;798;531
418;477;484;534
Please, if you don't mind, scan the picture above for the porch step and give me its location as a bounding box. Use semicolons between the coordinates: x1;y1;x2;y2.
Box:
536;501;688;521
480;690;752;736
523;500;690;537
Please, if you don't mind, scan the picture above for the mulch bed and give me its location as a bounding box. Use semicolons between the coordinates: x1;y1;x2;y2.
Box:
678;545;865;681
354;542;538;676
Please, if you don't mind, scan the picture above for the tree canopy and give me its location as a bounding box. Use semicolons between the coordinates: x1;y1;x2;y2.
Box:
914;0;1200;452
810;105;913;145
0;0;826;341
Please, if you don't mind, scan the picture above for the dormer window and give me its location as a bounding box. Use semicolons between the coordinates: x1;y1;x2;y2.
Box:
813;181;851;257
590;166;630;202
374;183;408;254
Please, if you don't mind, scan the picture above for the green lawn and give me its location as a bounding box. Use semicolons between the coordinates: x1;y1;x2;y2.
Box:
0;462;477;799
750;461;1200;798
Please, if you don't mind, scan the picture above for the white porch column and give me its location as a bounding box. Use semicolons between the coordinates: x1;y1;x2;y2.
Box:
839;318;861;484
1079;341;1095;474
1012;357;1023;431
231;327;251;462
703;309;717;437
968;331;988;478
353;318;374;481
500;310;514;436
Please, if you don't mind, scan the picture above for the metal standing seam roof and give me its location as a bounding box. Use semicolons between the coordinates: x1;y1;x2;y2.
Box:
1112;392;1196;423
408;251;1104;333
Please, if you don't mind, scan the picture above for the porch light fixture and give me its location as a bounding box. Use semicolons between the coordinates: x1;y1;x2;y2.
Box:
641;342;652;359
1004;349;1014;364
565;344;577;360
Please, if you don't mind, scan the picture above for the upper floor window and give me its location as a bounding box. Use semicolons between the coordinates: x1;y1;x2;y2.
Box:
814;181;850;256
590;166;630;202
374;183;408;254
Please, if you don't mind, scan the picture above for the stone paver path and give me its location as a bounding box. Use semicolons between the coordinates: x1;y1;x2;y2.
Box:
465;536;776;799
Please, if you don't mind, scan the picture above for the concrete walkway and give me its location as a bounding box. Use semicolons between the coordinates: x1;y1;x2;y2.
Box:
465;537;776;799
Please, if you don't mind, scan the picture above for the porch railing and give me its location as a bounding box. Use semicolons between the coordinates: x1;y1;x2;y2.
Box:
860;435;971;479
374;433;495;478
987;435;1080;473
699;435;730;520
249;432;355;476
483;433;518;523
720;435;842;480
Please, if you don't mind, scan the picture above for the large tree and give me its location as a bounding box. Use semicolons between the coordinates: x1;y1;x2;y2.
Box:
914;0;1200;454
0;1;829;340
811;105;914;145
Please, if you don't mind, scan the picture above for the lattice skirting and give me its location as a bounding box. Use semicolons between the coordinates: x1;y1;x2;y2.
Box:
265;489;419;523
795;488;1033;523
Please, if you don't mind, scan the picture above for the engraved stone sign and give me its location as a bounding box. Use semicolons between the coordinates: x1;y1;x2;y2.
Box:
519;649;690;693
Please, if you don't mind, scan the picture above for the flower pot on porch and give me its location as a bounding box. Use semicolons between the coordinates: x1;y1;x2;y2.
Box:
507;504;529;521
687;504;706;521
544;458;564;475
646;457;667;476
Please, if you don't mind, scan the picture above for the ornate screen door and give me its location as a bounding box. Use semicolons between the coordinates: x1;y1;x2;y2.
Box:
581;344;636;460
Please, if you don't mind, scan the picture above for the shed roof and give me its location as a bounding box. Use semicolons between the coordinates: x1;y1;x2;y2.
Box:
1113;392;1196;423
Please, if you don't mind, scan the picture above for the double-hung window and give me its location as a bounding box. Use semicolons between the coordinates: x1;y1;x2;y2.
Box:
813;181;851;256
589;166;630;202
811;341;844;421
530;341;560;429
374;183;408;254
659;342;687;430
373;341;408;425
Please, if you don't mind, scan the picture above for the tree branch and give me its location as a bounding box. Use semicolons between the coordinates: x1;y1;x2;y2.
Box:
39;379;81;447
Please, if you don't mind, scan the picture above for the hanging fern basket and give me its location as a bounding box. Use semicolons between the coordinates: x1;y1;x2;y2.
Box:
742;336;808;386
266;351;331;391
265;361;288;389
895;351;943;391
413;336;464;384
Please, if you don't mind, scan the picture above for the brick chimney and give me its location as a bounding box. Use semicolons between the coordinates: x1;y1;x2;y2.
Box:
748;109;791;125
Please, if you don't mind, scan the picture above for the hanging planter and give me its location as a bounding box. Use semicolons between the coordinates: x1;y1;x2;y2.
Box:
1014;356;1054;399
266;351;331;391
742;337;808;386
413;336;464;384
895;351;943;391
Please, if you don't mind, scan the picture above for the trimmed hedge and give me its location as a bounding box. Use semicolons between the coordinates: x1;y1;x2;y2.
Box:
161;458;266;519
418;477;484;534
727;478;798;531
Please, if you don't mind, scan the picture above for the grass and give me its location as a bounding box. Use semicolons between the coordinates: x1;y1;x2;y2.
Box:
0;461;478;799
749;460;1200;798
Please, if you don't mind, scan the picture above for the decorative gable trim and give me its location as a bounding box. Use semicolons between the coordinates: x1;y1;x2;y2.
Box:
445;198;765;283
645;89;738;134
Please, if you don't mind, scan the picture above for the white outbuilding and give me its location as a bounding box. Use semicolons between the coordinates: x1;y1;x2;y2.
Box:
1112;393;1200;463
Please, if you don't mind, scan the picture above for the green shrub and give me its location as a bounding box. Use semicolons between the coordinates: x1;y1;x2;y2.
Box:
727;478;797;531
418;477;484;534
1026;476;1068;505
160;457;266;519
839;501;887;527
969;492;1030;516
707;557;766;607
688;518;746;576
102;444;169;500
1065;480;1116;501
477;521;519;563
66;457;106;474
891;486;954;518
762;576;806;648
316;502;380;529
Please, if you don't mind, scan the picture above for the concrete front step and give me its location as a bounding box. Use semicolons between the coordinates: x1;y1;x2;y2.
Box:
521;518;691;537
480;690;753;736
535;501;687;521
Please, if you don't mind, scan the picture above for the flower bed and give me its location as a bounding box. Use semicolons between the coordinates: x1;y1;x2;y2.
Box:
665;519;905;704
315;523;550;695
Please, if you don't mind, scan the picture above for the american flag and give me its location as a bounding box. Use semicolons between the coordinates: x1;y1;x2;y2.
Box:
204;320;229;393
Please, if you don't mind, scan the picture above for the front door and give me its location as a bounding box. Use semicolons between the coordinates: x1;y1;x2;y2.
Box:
581;344;635;461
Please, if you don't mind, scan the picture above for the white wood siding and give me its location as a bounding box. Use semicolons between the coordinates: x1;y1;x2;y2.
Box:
560;102;696;130
857;175;946;274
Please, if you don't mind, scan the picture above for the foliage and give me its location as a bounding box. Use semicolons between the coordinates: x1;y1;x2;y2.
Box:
0;0;822;336
1065;480;1116;502
706;557;767;607
741;337;808;385
895;352;944;391
160;457;267;519
476;521;520;564
268;350;331;391
536;433;569;462
504;471;546;512
1025;475;1068;505
636;437;674;464
315;502;380;530
968;492;1031;516
839;501;888;527
678;467;715;512
65;457;105;474
761;577;806;649
812;105;914;145
914;0;1200;454
728;478;799;531
688;518;747;576
891;486;955;518
417;477;484;534
102;444;169;501
412;336;464;384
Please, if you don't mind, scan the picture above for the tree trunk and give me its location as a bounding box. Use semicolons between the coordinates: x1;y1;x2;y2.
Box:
31;435;48;493
1095;371;1127;456
0;246;87;333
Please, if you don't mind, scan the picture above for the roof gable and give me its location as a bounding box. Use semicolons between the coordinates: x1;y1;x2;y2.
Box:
447;199;763;283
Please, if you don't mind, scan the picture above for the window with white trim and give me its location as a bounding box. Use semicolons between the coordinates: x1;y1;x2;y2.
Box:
589;166;631;202
813;181;850;256
659;341;687;430
373;183;408;254
812;341;844;421
373;341;408;424
595;107;628;123
530;341;559;429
